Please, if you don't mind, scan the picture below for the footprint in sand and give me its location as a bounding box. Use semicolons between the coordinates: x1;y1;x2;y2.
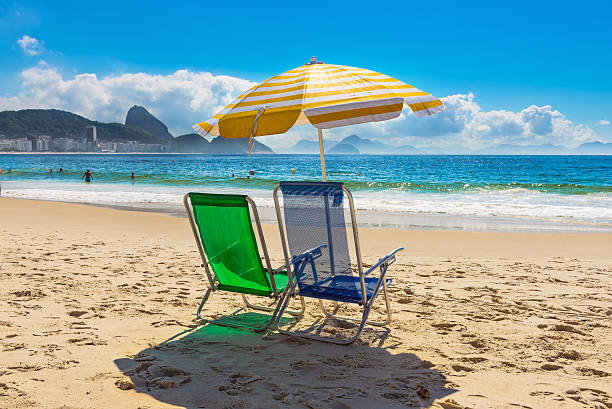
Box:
451;364;474;373
566;387;611;408
150;320;187;328
67;337;107;346
541;363;564;371
2;343;25;351
557;350;583;361
67;310;91;318
122;361;191;390
576;367;610;377
10;289;46;301
218;372;263;396
550;323;588;336
467;338;488;349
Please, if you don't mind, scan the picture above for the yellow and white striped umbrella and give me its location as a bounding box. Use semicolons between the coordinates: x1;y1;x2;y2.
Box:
193;57;445;180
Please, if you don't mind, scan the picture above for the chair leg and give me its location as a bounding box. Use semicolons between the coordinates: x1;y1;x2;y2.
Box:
196;287;213;320
317;280;392;326
275;292;374;345
242;294;306;316
195;288;276;333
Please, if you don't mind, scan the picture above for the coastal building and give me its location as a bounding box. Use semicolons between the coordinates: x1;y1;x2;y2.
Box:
94;140;167;153
85;126;97;151
23;135;52;152
0;139;12;151
26;135;39;151
36;135;52;151
115;142;128;153
53;137;81;152
98;141;117;152
13;138;33;152
0;133;168;153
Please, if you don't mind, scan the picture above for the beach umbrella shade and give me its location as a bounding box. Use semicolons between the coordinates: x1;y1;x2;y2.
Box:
193;57;445;181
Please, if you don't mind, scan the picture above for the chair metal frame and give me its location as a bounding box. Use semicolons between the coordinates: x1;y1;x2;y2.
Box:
272;183;403;344
184;193;305;333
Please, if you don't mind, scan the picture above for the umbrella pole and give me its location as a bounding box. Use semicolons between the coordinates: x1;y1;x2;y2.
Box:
318;128;327;181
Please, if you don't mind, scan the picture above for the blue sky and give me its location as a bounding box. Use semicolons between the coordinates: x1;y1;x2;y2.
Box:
1;0;611;148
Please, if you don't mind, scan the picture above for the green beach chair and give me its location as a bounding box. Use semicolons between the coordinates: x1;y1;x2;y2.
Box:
183;192;305;332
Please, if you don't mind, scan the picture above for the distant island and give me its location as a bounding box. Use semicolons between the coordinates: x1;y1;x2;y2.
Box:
284;134;612;155
0;107;273;154
327;143;360;154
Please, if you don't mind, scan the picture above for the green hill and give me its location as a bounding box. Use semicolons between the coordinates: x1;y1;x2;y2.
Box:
171;134;274;154
207;136;273;154
0;109;166;144
327;143;360;154
125;105;173;142
171;133;210;152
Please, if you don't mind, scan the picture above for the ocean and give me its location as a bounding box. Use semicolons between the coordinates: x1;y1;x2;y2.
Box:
1;154;611;232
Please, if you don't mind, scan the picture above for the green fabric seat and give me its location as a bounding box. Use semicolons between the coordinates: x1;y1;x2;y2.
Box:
188;192;285;297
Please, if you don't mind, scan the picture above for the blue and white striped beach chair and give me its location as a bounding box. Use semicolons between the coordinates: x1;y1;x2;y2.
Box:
273;181;403;344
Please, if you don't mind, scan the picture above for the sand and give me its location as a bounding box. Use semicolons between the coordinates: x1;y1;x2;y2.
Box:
0;197;610;409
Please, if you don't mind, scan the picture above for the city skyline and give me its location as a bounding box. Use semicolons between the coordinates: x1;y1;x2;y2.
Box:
0;124;168;153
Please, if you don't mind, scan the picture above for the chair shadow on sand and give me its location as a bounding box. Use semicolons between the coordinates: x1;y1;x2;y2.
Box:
114;311;456;409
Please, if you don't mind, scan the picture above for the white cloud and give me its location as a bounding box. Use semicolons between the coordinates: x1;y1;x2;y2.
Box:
0;64;603;149
0;64;254;136
597;119;610;126
17;35;43;56
308;92;600;150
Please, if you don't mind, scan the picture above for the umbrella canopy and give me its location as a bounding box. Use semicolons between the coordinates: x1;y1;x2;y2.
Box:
193;57;445;179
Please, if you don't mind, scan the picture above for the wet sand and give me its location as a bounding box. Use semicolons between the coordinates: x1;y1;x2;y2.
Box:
1;198;610;408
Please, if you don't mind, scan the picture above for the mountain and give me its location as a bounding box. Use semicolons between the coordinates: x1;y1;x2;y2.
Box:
286;134;420;154
171;133;210;153
337;134;388;153
207;136;274;154
327;143;359;154
288;139;321;153
125;105;173;142
572;141;612;155
170;134;274;154
0;109;165;144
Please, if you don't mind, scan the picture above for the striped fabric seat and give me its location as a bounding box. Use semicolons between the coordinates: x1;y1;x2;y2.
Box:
193;61;444;140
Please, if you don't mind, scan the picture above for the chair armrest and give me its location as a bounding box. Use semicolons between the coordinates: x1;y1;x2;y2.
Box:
361;247;403;304
290;244;327;266
364;247;404;276
269;263;287;274
289;244;327;283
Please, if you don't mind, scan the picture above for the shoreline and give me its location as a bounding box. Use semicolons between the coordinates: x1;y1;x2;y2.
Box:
2;194;611;234
2;197;612;259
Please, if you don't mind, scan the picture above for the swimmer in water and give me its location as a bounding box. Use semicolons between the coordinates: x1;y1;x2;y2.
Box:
130;172;136;183
82;169;93;183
